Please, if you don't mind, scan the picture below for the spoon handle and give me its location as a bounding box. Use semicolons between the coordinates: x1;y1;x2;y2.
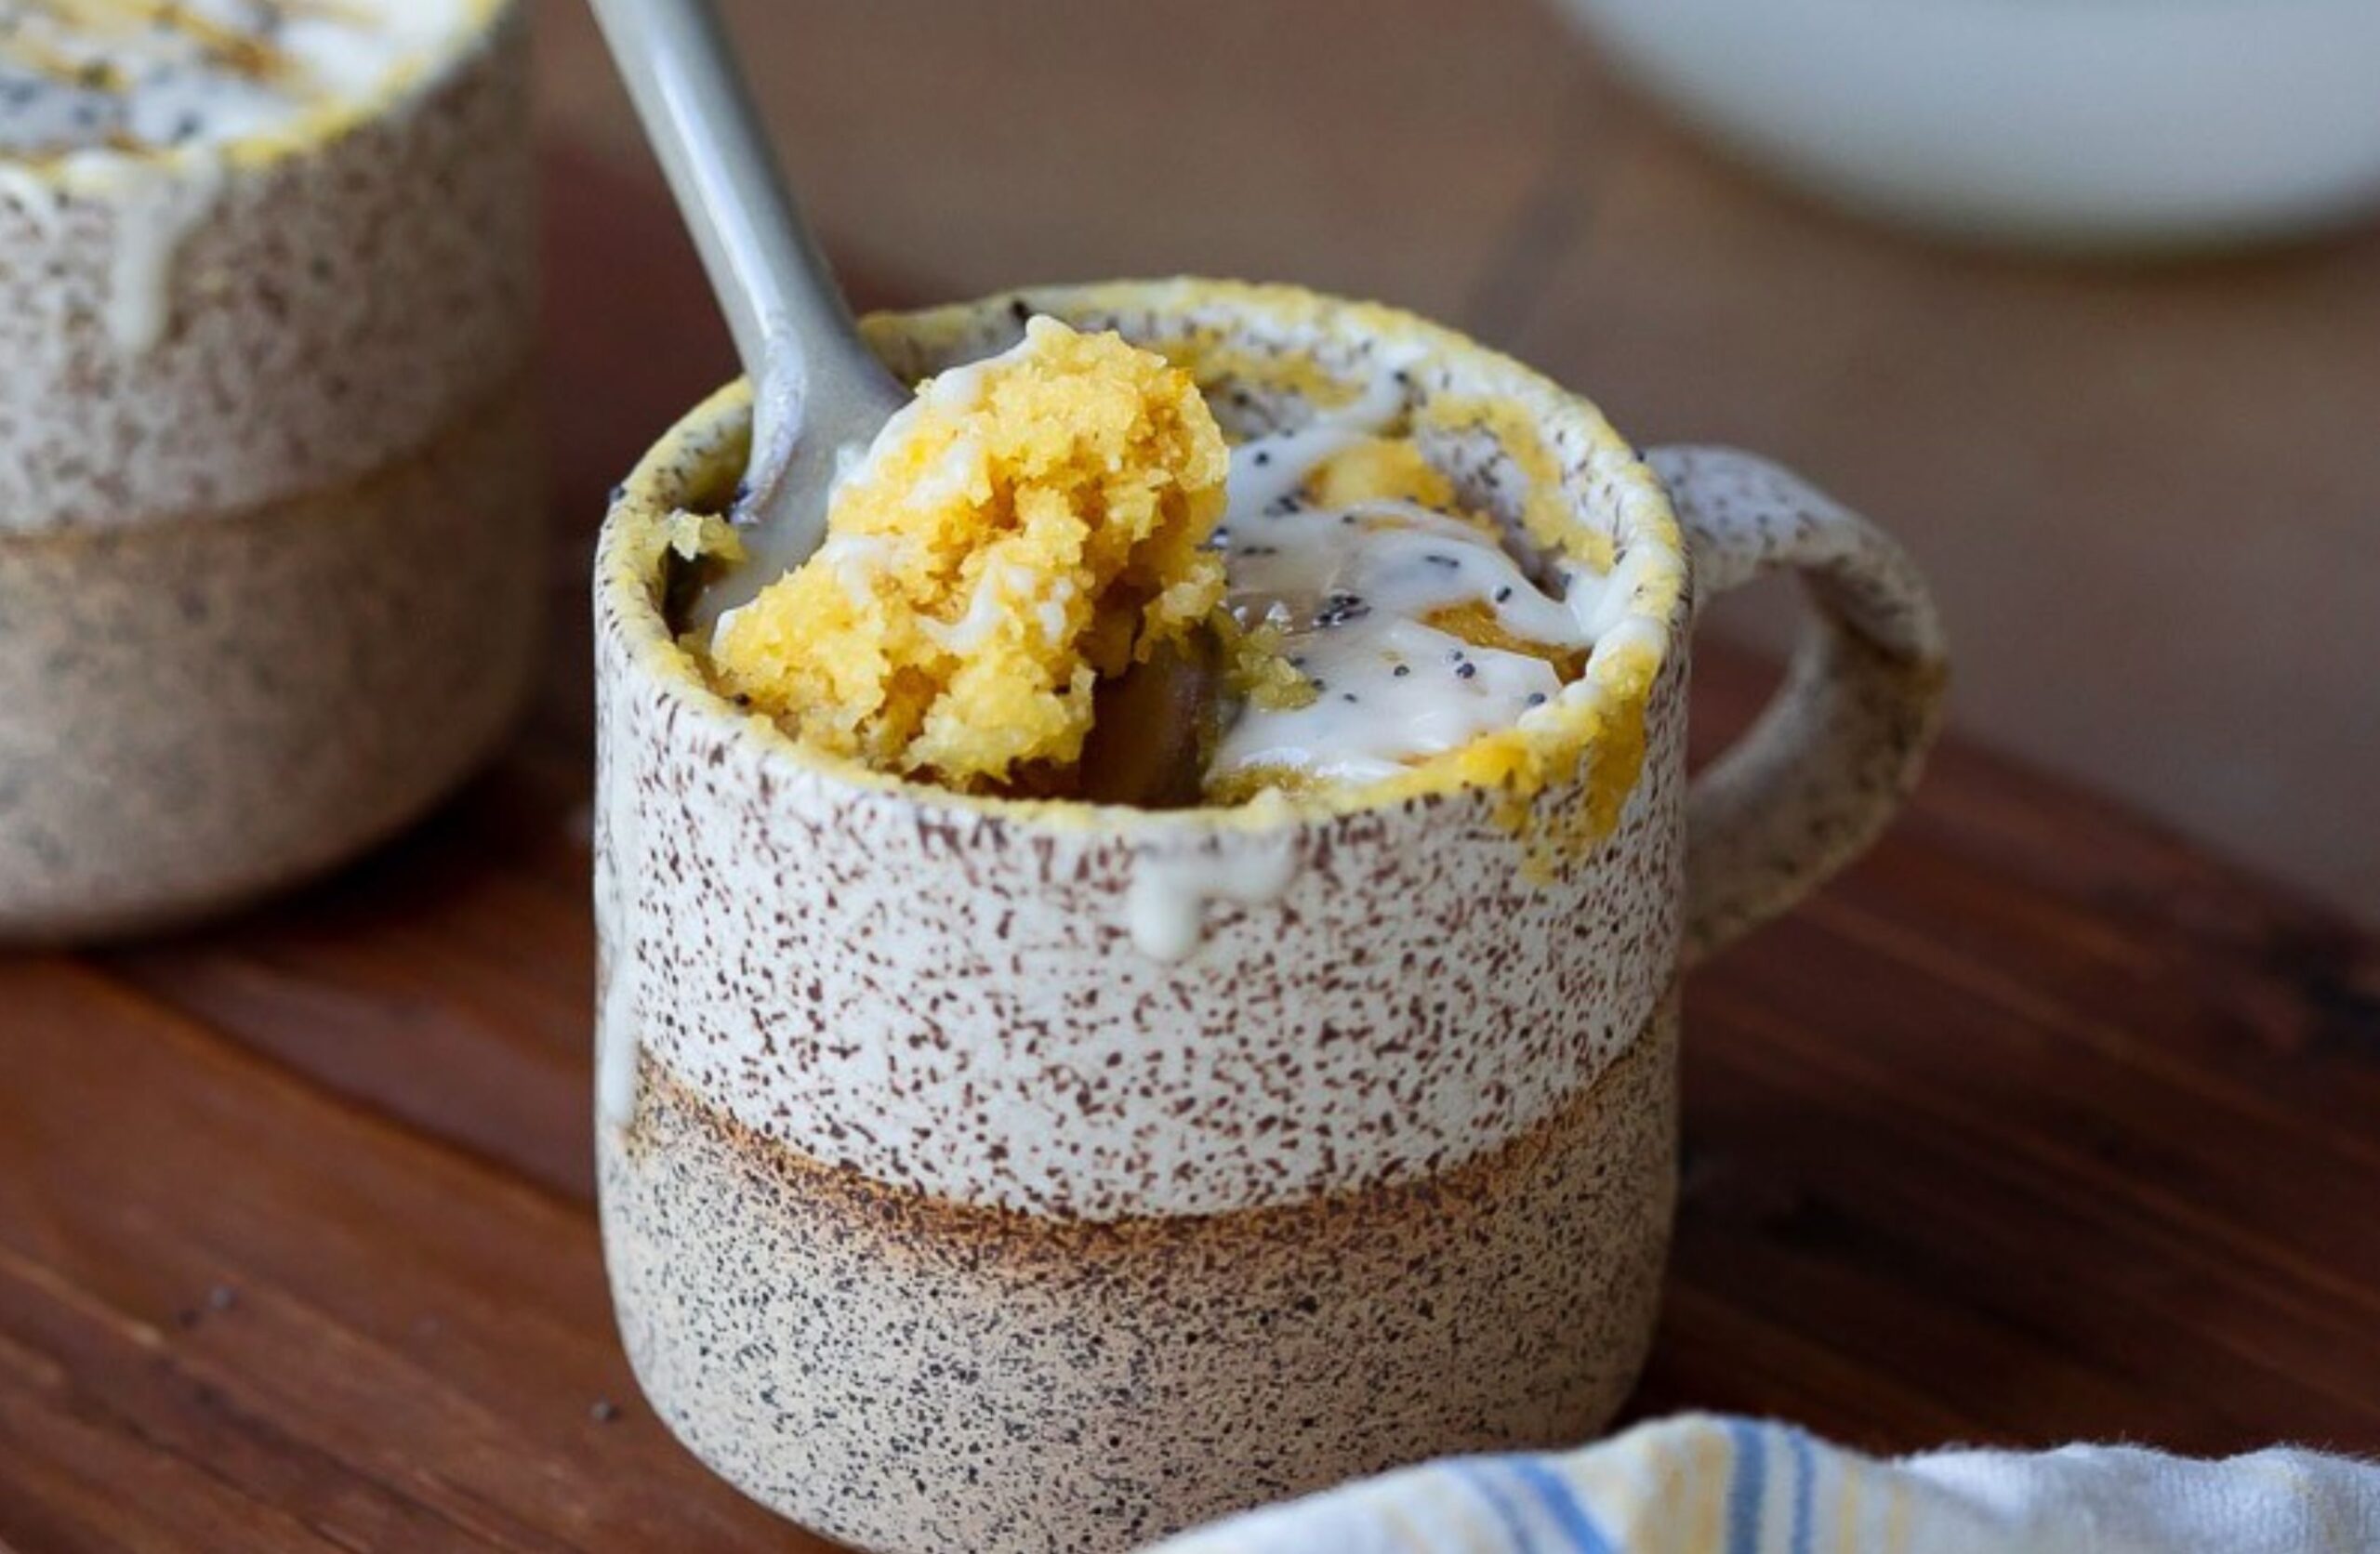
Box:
586;0;881;459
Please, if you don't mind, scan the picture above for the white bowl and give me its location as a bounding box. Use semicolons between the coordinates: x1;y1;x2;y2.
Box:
1553;0;2380;250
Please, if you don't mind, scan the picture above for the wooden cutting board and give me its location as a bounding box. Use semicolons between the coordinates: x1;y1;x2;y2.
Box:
3;147;2377;1552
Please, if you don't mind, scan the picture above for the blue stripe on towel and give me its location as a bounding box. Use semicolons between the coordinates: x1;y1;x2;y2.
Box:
1787;1428;1817;1554
1506;1455;1618;1554
1726;1419;1769;1554
1450;1459;1540;1554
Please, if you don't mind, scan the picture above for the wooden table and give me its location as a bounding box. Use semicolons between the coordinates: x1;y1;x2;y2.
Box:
4;147;2378;1552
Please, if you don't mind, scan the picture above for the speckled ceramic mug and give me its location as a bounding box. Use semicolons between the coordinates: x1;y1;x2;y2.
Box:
0;1;538;942
594;282;1948;1553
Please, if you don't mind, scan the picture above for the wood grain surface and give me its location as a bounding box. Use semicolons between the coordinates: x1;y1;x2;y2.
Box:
2;146;2376;1553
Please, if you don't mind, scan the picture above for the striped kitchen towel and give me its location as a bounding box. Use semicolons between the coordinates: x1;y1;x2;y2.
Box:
1146;1415;2380;1553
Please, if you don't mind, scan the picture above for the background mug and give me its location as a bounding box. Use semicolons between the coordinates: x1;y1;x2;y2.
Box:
0;0;540;942
594;281;1948;1553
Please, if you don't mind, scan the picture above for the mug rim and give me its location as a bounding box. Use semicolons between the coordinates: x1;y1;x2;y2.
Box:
596;277;1686;841
0;0;510;186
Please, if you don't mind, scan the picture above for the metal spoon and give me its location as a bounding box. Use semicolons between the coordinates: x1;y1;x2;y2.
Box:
588;0;908;636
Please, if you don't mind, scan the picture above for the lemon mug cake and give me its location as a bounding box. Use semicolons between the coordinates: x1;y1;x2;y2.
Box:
0;0;538;940
595;281;1948;1552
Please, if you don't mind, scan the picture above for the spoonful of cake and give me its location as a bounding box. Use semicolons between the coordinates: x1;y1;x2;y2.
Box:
591;1;1232;806
588;0;908;638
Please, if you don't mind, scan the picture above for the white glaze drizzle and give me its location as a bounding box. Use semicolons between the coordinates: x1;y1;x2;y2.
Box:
1217;616;1564;786
95;149;223;353
1126;824;1301;963
924;561;1038;653
0;0;472;157
2;0;474;356
1209;392;1600;788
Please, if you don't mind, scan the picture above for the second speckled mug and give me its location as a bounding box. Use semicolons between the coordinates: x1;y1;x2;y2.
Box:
0;0;537;941
595;282;1948;1553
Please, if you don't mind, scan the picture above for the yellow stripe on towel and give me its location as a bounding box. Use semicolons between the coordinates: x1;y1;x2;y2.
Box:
1832;1450;1862;1554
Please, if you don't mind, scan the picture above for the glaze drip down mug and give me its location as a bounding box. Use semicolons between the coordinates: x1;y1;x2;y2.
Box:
593;281;1948;1553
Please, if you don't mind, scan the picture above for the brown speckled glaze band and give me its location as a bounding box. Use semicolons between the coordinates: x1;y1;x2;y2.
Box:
0;4;538;941
604;997;1675;1553
593;282;1949;1552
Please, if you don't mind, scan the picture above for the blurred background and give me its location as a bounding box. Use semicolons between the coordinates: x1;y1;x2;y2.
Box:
535;0;2380;925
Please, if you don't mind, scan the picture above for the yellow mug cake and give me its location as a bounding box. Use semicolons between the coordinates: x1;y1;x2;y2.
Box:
595;281;1949;1551
0;0;539;940
695;310;1676;863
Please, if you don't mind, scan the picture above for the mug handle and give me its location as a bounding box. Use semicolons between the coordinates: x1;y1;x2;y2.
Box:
1646;446;1951;967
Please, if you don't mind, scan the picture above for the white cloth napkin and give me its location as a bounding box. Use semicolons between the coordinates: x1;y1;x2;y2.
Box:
1146;1415;2380;1554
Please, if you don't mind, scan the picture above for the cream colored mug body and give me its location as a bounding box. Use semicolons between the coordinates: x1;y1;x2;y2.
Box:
594;283;1946;1554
